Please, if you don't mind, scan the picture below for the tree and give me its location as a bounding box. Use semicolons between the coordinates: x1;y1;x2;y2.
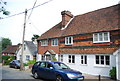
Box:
0;1;10;18
1;38;12;51
31;34;39;41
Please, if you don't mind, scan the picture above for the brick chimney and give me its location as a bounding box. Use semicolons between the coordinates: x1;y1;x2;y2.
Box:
61;10;73;29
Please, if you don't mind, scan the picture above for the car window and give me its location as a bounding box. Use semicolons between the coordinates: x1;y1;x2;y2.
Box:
40;62;45;67
46;63;53;69
34;62;41;66
54;63;70;69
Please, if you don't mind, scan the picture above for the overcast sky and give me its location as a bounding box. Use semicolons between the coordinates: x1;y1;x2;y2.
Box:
0;0;119;45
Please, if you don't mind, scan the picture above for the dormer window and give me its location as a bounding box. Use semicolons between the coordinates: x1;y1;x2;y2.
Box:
41;40;48;46
51;39;58;46
93;32;110;43
65;36;73;45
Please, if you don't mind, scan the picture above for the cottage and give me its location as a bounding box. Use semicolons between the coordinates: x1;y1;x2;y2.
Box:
37;4;120;79
2;45;20;58
17;41;37;63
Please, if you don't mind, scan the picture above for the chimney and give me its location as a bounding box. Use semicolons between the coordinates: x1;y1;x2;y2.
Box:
61;10;73;29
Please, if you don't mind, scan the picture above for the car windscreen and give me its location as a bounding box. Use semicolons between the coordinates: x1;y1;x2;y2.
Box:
54;63;70;69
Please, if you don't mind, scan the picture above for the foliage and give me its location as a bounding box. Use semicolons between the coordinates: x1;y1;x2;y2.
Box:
24;63;28;66
27;59;36;65
1;38;12;50
51;57;57;61
31;34;39;41
109;67;116;80
2;56;15;65
0;1;10;15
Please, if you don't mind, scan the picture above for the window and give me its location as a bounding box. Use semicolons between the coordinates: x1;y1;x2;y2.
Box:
51;39;58;46
26;55;30;60
93;32;110;43
68;55;75;63
58;55;63;62
95;55;110;66
65;36;73;45
41;40;48;46
81;55;87;65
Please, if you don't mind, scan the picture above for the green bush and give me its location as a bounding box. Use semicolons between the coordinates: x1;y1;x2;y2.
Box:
24;63;28;66
109;67;116;80
51;57;57;61
2;56;15;65
27;59;36;65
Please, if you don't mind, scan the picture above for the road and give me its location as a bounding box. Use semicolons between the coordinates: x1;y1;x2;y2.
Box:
1;65;45;81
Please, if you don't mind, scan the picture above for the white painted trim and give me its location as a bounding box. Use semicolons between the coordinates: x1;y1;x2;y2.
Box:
93;32;110;43
61;17;74;30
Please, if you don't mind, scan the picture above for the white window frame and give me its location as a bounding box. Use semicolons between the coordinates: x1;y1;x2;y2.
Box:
26;55;30;60
58;55;63;62
65;36;73;45
81;55;87;65
41;40;48;46
95;55;110;66
51;39;58;46
68;55;75;63
93;32;110;43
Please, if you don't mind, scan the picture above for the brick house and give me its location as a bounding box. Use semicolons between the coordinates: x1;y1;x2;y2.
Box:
37;4;120;79
2;45;20;57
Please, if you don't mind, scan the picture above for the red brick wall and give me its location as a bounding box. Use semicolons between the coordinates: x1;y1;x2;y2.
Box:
38;39;60;54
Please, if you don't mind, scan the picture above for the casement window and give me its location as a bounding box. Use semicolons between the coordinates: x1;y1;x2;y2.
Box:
58;55;63;62
81;55;87;65
93;32;110;43
65;36;73;45
95;55;110;66
41;40;48;46
68;55;75;63
26;55;30;60
51;39;58;46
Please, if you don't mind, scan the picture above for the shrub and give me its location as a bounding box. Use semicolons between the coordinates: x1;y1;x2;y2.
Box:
51;57;57;61
24;63;28;66
27;59;36;65
2;56;15;65
109;67;116;80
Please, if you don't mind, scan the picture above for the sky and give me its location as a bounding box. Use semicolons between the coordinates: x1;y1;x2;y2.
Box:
0;0;119;45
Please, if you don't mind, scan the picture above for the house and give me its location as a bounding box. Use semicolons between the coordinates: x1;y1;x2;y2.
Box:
2;45;20;58
17;41;37;63
37;4;120;79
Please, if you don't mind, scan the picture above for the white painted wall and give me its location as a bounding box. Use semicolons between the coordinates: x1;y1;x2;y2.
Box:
17;45;34;63
36;54;42;62
116;49;120;80
62;54;116;77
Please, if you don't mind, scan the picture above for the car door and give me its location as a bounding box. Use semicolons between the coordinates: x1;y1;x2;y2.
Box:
44;62;56;79
37;62;46;78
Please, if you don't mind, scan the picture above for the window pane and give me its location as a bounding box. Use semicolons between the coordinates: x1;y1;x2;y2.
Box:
99;33;103;41
69;55;71;63
72;55;75;63
94;34;98;41
101;56;104;65
106;56;110;65
104;33;108;41
81;60;83;64
85;56;87;64
96;56;99;64
69;37;71;44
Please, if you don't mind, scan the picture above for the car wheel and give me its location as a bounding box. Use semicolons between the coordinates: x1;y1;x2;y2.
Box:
56;75;63;81
33;72;39;79
15;65;17;69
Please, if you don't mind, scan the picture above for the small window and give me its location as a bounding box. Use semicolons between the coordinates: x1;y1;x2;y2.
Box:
26;55;30;60
81;55;87;65
41;40;48;46
93;32;110;43
51;39;58;46
46;63;53;69
40;62;46;67
68;55;75;63
65;36;73;45
95;55;110;66
58;55;63;62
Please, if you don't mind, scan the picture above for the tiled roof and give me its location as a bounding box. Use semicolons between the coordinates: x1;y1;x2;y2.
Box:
25;41;37;56
38;4;120;40
2;45;20;54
